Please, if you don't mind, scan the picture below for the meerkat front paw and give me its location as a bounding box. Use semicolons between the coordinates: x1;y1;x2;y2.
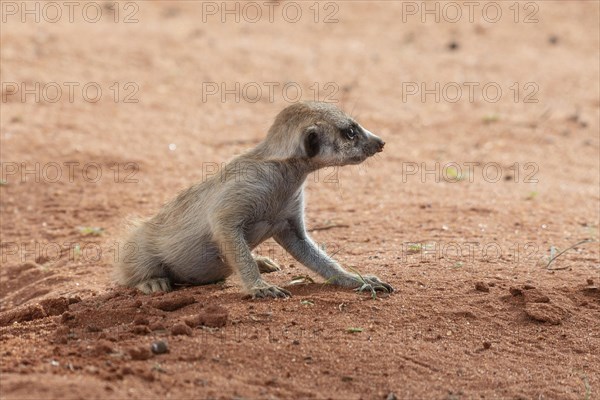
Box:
254;255;282;274
329;273;394;293
136;278;172;294
354;274;394;293
247;280;291;299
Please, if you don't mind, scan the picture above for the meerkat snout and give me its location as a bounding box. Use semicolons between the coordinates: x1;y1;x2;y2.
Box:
363;130;385;155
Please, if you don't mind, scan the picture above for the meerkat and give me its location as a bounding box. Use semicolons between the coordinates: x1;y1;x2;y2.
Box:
115;102;393;298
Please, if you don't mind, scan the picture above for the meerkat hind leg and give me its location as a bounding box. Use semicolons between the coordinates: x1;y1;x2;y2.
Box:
254;255;281;274
136;278;172;294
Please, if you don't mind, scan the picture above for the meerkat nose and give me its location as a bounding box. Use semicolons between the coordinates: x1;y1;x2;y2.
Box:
377;140;385;152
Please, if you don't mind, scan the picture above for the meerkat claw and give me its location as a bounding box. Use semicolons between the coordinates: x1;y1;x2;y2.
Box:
250;283;291;299
136;278;172;294
354;275;394;294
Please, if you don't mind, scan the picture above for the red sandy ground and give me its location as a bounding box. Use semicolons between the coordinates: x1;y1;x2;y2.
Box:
1;1;599;399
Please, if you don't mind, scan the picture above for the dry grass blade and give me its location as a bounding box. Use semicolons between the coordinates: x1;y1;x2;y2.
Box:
308;224;350;232
288;275;316;285
346;327;363;333
546;239;595;270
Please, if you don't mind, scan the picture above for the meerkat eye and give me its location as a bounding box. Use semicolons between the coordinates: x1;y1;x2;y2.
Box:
344;127;358;140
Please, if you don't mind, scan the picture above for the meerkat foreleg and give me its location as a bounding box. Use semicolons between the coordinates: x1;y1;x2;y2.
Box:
275;218;393;293
216;227;290;298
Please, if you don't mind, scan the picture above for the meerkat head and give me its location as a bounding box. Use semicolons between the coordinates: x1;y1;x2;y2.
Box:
258;102;385;167
301;103;385;166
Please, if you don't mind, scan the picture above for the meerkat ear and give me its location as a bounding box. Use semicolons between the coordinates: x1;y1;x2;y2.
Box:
304;127;320;158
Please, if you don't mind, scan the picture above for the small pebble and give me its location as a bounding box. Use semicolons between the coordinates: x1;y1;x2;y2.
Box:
448;41;459;50
61;312;75;323
132;325;151;335
587;278;594;286
86;365;99;374
121;366;134;375
129;346;152;361
509;287;523;296
171;322;193;336
150;322;166;332
134;316;150;326
153;296;195;312
386;393;398;400
474;281;489;292
199;305;229;327
94;340;114;356
86;324;102;332
483;341;492;350
151;341;169;355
